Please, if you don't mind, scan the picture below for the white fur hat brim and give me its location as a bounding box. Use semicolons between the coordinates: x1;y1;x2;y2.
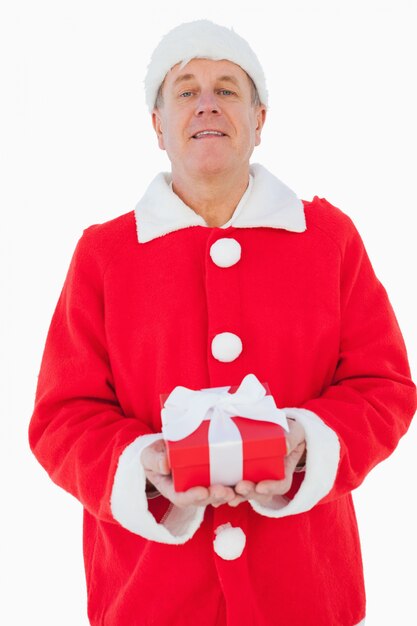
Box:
144;19;268;113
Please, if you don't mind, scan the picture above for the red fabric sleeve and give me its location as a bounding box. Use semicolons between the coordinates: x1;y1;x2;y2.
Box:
302;214;416;505
28;229;154;523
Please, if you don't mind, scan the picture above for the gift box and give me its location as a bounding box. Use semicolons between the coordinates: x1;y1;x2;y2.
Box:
160;373;289;492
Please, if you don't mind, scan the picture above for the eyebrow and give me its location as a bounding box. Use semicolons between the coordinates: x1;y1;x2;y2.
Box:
172;73;240;87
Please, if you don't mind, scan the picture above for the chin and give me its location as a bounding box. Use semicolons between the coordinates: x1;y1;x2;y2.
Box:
190;157;235;178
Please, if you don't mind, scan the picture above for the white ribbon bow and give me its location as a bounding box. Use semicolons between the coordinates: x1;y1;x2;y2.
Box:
161;373;289;485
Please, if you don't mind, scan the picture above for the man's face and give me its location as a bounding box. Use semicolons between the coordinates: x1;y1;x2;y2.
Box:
151;58;267;178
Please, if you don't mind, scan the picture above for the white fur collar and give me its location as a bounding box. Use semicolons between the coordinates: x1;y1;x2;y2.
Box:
134;162;306;243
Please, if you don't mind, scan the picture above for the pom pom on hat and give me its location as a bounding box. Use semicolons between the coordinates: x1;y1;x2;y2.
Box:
144;19;268;113
213;523;246;560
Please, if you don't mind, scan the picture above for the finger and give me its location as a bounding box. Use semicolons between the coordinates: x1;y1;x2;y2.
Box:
208;484;236;508
208;485;236;507
209;484;235;501
177;486;210;507
255;459;297;494
227;495;246;507
255;478;289;495
144;468;175;495
293;442;306;462
285;419;306;455
162;476;210;507
144;463;211;508
152;438;167;454
141;443;170;475
285;441;306;475
277;446;305;492
234;480;256;497
254;451;302;496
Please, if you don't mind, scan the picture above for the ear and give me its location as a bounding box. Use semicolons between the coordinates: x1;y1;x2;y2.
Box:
152;109;166;150
254;105;267;147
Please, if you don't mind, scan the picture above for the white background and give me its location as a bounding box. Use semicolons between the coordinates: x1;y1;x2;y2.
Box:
1;1;416;624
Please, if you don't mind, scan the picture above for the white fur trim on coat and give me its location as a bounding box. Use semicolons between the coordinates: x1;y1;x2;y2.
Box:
134;162;306;243
110;433;206;543
144;19;268;113
248;408;341;518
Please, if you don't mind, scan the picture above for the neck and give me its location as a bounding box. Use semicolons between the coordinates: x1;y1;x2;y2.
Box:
171;166;250;227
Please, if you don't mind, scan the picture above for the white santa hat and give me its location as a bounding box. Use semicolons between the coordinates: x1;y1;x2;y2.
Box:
144;19;268;113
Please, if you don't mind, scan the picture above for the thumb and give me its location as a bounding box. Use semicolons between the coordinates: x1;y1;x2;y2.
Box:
285;419;306;455
141;439;170;475
284;440;306;476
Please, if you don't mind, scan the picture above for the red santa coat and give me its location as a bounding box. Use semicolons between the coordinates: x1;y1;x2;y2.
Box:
29;163;416;626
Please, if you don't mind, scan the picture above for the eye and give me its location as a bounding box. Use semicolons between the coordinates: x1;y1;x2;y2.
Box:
179;91;193;98
218;89;235;96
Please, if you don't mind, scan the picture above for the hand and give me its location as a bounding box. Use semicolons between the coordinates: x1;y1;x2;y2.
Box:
230;418;306;507
141;439;236;509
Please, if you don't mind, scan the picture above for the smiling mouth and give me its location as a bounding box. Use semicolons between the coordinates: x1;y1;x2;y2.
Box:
192;130;227;139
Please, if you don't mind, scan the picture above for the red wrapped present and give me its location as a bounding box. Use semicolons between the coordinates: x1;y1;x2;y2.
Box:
160;373;289;492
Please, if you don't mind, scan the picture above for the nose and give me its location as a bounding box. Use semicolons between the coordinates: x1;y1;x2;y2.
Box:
195;91;221;116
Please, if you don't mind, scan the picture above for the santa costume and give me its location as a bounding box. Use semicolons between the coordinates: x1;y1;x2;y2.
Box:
28;20;416;626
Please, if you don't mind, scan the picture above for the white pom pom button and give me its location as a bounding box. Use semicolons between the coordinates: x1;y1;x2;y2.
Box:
210;238;241;268
213;523;246;560
211;332;242;362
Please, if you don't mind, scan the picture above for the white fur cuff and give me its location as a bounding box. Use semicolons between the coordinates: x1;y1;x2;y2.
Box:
110;433;206;543
248;408;341;518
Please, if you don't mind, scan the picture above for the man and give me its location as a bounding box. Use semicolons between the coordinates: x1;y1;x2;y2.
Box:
28;19;416;626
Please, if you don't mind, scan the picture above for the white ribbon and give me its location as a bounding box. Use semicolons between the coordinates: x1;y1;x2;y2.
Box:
161;373;289;486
